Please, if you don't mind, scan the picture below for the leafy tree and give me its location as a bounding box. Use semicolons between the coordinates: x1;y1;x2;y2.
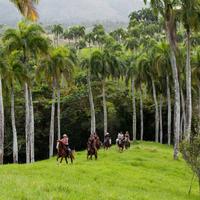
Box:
92;24;106;48
91;49;122;134
3;21;49;163
51;24;63;47
179;0;200;139
80;54;96;134
144;0;181;160
4;50;27;163
154;41;172;145
180;130;200;194
0;45;6;164
10;0;39;21
38;46;74;157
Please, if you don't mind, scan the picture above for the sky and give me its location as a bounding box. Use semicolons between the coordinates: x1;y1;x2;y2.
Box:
0;0;145;25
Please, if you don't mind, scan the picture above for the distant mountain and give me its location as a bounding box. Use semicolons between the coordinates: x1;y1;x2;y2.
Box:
0;0;145;26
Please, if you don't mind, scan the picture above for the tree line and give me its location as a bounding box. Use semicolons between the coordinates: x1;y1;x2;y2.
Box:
1;1;200;164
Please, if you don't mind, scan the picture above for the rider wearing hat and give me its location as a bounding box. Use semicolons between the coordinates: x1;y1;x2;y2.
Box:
125;131;130;141
60;134;70;152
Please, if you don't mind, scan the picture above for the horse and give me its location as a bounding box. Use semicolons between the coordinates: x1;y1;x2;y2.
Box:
104;137;111;150
124;138;130;149
116;139;125;152
87;138;98;160
56;141;75;164
95;136;102;150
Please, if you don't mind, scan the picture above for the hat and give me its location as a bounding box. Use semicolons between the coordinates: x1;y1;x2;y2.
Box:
63;134;67;137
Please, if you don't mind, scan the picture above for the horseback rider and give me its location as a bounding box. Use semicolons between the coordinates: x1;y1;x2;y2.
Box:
125;131;130;142
59;134;71;153
116;132;124;145
104;132;111;145
88;133;96;149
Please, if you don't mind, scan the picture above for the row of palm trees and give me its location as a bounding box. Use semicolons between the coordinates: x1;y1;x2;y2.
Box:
144;0;200;159
0;21;76;164
2;0;200;163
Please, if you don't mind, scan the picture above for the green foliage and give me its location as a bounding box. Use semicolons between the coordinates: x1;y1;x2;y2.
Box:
181;137;200;187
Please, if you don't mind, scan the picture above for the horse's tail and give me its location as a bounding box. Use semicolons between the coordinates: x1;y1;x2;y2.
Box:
71;150;75;160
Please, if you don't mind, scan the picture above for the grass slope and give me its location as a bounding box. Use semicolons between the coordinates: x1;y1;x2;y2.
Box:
0;142;199;200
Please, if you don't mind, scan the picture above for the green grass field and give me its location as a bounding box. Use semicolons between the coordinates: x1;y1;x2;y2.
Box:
0;142;199;200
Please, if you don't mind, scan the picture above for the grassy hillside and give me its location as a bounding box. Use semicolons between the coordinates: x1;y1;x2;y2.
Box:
0;142;199;200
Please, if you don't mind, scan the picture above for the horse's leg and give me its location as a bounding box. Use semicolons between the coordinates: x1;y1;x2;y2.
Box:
57;156;60;165
65;156;68;164
60;157;64;163
70;154;73;164
90;153;92;160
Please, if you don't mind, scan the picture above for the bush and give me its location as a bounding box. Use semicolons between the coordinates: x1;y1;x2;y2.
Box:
180;134;200;195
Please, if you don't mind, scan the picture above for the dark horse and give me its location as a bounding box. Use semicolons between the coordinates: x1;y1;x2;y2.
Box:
87;138;98;160
104;137;111;150
117;139;125;152
124;138;130;149
56;141;75;164
95;135;101;150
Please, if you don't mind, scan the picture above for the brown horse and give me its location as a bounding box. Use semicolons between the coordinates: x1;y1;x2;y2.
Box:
104;137;111;150
124;138;130;149
117;139;125;152
95;136;102;150
56;141;75;164
87;138;98;160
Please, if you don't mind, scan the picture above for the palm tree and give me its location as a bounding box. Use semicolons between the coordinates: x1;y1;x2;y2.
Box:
92;24;106;48
110;28;126;44
51;24;63;47
80;55;96;134
179;0;200;139
154;41;172;145
4;50;27;163
91;49;122;135
136;48;160;142
192;47;200;129
3;21;49;163
144;0;181;160
85;32;94;48
0;45;5;164
38;46;74;157
126;55;138;142
10;0;39;21
134;53;149;141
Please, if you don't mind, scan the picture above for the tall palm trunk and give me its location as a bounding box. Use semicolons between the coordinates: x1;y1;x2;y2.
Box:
167;75;171;146
180;88;186;140
0;76;4;164
49;80;56;157
185;30;192;140
87;69;96;134
25;83;30;163
152;79;159;142
171;49;181;160
102;79;107;134
132;79;136;141
11;85;18;163
159;95;163;144
29;88;34;163
140;83;143;141
57;85;61;140
166;20;181;160
198;87;200;129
